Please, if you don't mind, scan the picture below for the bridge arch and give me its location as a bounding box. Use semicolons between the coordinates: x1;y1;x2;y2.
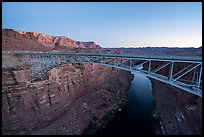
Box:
33;61;134;80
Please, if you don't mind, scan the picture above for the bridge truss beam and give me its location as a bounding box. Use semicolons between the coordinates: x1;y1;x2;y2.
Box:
16;52;202;97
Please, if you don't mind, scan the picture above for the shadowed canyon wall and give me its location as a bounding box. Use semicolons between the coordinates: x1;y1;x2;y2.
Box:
144;61;202;135
141;62;202;135
151;79;202;135
2;63;133;135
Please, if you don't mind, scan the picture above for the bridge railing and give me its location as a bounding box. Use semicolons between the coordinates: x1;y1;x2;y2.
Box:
15;51;202;62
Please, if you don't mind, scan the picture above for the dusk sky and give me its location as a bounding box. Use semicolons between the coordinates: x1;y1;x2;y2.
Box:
2;2;202;48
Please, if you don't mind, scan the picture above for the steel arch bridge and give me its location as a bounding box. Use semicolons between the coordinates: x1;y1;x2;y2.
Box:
16;51;202;97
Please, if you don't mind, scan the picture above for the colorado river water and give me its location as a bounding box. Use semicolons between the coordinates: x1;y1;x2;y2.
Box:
97;71;161;135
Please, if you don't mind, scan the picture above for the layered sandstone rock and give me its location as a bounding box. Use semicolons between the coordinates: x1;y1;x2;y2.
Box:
2;29;52;51
76;41;101;48
2;62;133;135
2;29;101;51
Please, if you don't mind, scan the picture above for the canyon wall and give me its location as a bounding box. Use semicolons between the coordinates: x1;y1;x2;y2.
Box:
151;79;202;135
142;61;202;135
2;63;133;135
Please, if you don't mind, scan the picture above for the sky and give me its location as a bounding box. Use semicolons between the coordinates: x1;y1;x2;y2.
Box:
2;2;202;48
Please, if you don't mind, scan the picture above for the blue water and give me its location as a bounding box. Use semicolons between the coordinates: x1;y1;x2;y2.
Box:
97;72;160;135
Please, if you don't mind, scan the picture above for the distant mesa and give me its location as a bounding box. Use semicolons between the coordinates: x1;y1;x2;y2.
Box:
2;28;102;51
76;41;101;49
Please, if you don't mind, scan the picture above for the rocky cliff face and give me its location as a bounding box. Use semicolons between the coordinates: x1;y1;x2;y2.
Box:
142;61;202;135
151;79;202;135
2;29;101;51
2;62;133;135
2;29;52;51
76;41;101;49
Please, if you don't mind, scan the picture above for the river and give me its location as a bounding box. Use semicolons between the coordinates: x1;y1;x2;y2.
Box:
97;71;161;135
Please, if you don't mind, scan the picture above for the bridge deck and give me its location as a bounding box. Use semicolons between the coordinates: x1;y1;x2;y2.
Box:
15;51;202;62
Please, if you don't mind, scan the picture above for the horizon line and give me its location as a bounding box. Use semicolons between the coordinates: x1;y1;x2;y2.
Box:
2;28;201;49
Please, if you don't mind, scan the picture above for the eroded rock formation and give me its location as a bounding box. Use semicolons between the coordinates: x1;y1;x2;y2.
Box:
2;29;101;51
151;79;202;135
142;60;202;135
2;62;133;135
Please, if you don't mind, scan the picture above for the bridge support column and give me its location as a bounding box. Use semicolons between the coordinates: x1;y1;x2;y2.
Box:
148;60;151;74
169;61;174;81
130;59;132;70
197;64;202;93
192;67;197;84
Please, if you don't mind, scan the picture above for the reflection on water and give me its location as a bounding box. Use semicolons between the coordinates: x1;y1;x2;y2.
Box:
97;71;161;135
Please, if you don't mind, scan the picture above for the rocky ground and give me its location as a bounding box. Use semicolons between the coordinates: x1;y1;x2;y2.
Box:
30;88;128;135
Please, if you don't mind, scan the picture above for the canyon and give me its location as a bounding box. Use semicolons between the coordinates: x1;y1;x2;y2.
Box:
2;29;202;135
2;53;133;135
2;51;202;135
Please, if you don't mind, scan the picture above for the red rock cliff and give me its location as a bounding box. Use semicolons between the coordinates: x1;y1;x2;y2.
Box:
2;29;102;51
2;61;133;135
